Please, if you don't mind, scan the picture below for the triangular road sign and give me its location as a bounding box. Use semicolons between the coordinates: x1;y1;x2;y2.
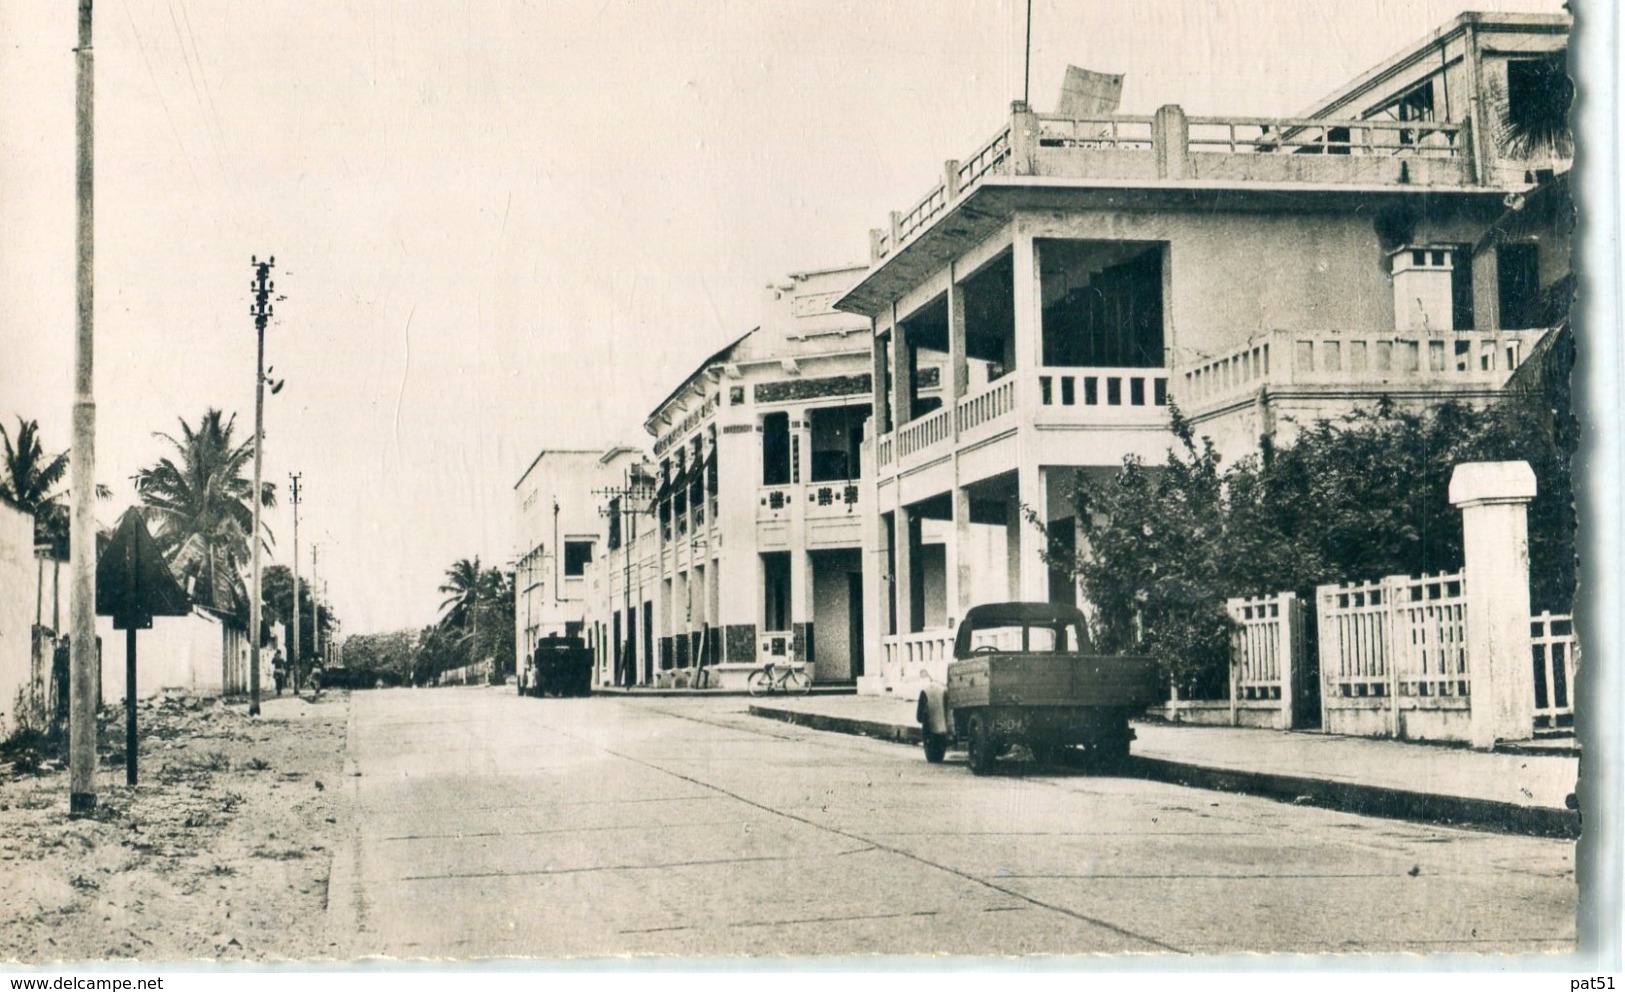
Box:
96;508;191;630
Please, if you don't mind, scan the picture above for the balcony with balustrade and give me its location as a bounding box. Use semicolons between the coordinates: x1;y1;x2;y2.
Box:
868;228;1181;499
850;92;1527;492
1181;326;1550;413
848;103;1483;308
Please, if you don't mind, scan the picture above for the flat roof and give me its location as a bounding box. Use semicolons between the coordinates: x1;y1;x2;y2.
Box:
1296;10;1570;119
835;177;1512;316
513;447;640;490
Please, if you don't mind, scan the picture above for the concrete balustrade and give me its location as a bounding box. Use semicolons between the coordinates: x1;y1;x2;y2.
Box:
1180;327;1549;412
870;102;1473;263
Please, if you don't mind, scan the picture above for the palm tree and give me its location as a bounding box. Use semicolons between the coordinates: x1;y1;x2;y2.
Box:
0;417;68;547
439;559;514;677
437;557;485;631
1492;52;1573;161
0;417;107;555
0;417;67;514
134;409;275;615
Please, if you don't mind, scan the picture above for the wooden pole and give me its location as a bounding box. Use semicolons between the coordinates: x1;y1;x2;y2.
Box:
68;0;97;817
311;543;321;669
124;627;136;786
250;308;264;715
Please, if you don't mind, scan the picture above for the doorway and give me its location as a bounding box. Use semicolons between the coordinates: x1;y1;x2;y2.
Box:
848;573;864;678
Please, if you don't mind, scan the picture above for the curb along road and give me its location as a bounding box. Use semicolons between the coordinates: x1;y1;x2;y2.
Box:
748;703;1581;840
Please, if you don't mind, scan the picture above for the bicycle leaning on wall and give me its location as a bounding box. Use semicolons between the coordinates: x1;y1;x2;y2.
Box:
746;660;812;696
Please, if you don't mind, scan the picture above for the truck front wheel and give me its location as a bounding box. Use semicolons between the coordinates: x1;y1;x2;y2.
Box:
922;734;948;763
966;714;996;776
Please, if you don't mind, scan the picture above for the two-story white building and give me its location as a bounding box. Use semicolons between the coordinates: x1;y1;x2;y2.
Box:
586;266;891;689
512;446;644;682
837;11;1571;697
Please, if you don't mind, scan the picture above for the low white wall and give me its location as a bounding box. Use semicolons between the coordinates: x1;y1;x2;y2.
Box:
97;609;227;702
1159;698;1290;731
0;504;36;733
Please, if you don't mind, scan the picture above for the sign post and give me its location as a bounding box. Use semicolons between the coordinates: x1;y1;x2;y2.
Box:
96;509;189;785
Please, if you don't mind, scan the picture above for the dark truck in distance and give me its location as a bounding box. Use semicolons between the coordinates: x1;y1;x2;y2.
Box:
521;634;594;698
916;602;1160;774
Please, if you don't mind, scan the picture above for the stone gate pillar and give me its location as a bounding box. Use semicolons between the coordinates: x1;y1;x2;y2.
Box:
1449;461;1537;749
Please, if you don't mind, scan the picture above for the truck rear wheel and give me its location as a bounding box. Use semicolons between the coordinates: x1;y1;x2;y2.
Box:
1093;728;1132;769
966;714;996;776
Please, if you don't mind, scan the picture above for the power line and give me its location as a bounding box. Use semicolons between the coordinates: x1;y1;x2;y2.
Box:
118;0;198;188
165;0;235;193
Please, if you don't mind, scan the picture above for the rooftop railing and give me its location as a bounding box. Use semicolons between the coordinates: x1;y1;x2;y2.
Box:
1186;116;1463;158
1037;114;1154;150
869;103;1478;264
871;124;1014;260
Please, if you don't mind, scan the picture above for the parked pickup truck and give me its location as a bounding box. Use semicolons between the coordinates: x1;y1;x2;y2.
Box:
916;602;1160;774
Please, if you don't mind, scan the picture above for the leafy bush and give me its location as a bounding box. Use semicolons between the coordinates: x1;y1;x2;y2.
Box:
1046;368;1577;695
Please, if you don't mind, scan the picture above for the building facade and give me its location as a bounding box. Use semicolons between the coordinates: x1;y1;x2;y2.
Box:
836;11;1571;697
585;267;879;689
512;446;645;684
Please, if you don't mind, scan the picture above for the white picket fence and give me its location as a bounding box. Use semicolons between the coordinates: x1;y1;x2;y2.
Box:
1165;591;1305;729
1315;571;1472;740
1211;575;1578;742
1213;461;1577;744
1531;611;1578;730
1231;593;1300;701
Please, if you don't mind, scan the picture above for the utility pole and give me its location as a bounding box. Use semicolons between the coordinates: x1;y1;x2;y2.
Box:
311;542;320;666
289;472;302;693
67;0;97;816
248;256;276;716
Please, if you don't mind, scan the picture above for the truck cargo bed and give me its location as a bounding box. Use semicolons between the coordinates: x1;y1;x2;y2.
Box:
947;653;1160;710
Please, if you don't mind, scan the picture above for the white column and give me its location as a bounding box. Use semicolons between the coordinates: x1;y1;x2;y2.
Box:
894;506;915;637
891;302;911;427
948;272;968;413
860;505;888;693
1012;225;1048;604
1015;462;1048;602
1011;226;1039;384
1449;461;1537;749
715;424;758;666
948;487;971;628
871;318;890;435
790;549;812;668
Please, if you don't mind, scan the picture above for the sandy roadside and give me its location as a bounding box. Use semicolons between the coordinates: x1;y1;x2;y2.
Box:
0;690;351;964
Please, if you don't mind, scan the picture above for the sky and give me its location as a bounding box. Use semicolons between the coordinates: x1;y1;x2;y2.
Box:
0;0;1568;635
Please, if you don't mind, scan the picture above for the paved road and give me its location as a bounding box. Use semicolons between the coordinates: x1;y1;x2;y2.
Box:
327;686;1575;958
